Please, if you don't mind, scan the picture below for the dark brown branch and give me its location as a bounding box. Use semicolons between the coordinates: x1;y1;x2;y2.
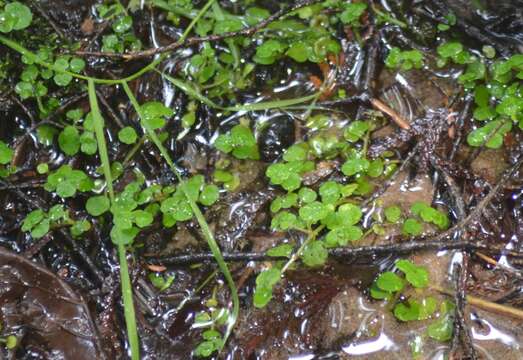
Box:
436;164;477;359
75;0;324;60
432;154;523;243
147;240;523;265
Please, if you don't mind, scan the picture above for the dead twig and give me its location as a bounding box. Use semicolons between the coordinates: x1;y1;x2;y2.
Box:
370;98;411;130
148;239;523;265
75;0;324;60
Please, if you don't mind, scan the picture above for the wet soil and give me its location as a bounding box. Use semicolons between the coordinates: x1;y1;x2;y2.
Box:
1;1;523;359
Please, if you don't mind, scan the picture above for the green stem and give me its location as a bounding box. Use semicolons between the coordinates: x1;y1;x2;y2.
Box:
88;80;139;360
281;225;324;273
88;80;114;200
122;81;239;348
161;70;319;111
179;0;215;42
0;35;161;85
118;243;140;360
123;135;147;167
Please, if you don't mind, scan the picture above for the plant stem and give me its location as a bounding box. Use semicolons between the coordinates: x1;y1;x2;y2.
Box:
118;243;140;360
432;285;523;320
179;0;215;43
281;225;324;273
88;80;139;360
88;80;114;200
0;34;162;85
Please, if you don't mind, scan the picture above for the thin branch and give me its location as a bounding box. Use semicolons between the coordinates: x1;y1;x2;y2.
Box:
370;98;411;130
75;0;324;60
432;154;523;243
147;239;523;265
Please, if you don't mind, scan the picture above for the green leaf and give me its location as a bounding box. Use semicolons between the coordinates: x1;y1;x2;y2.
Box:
113;15;133;33
270;193;298;212
86;195;110;216
148;273;175;291
376;271;404;292
58;126;80;155
384;206;401;223
474;85;490;107
0;141;13;165
385;47;424;70
256;267;281;288
344;121;370;142
319;181;341;204
298;187;317;204
458;60;486;84
71;219;91;237
5;335;17;349
271;211;299;230
216;124;259;160
5;2;32;30
283;143;308;162
245;7;270;25
253;267;281;308
496;95;523;119
337;203;363;225
36;125;57;146
339;2;367;25
299;201;329;224
53;73;73;87
267;244;293;258
437;41;463;58
253;286;273;308
132;209;153;228
110;225;139;245
194;340;218;357
69;57;86;73
302;241;328;267
394;300;421;321
467;120;512;149
253;39;286;65
31;218;50;238
0;10;16;33
286;42;311;63
48;205;67;221
118;126;138;144
199;184;219;206
80;131;98;155
141;101;173;130
22;209;45;232
395;259;429;288
402;218;423;236
21;65;38;82
213;18;243;34
37;163;49;174
367;159;384;178
266;162;304;192
341;157;370;176
15;81;33;99
418;297;438;320
324;226;363;247
427;314;454;342
370;282;391;299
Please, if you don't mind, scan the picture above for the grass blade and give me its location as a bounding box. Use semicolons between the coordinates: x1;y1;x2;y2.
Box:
161;71;319;111
88;79;140;360
122;81;239;347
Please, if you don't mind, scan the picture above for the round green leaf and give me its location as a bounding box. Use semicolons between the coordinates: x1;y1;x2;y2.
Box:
376;271;404;292
118;126;138;144
86;195;110;216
